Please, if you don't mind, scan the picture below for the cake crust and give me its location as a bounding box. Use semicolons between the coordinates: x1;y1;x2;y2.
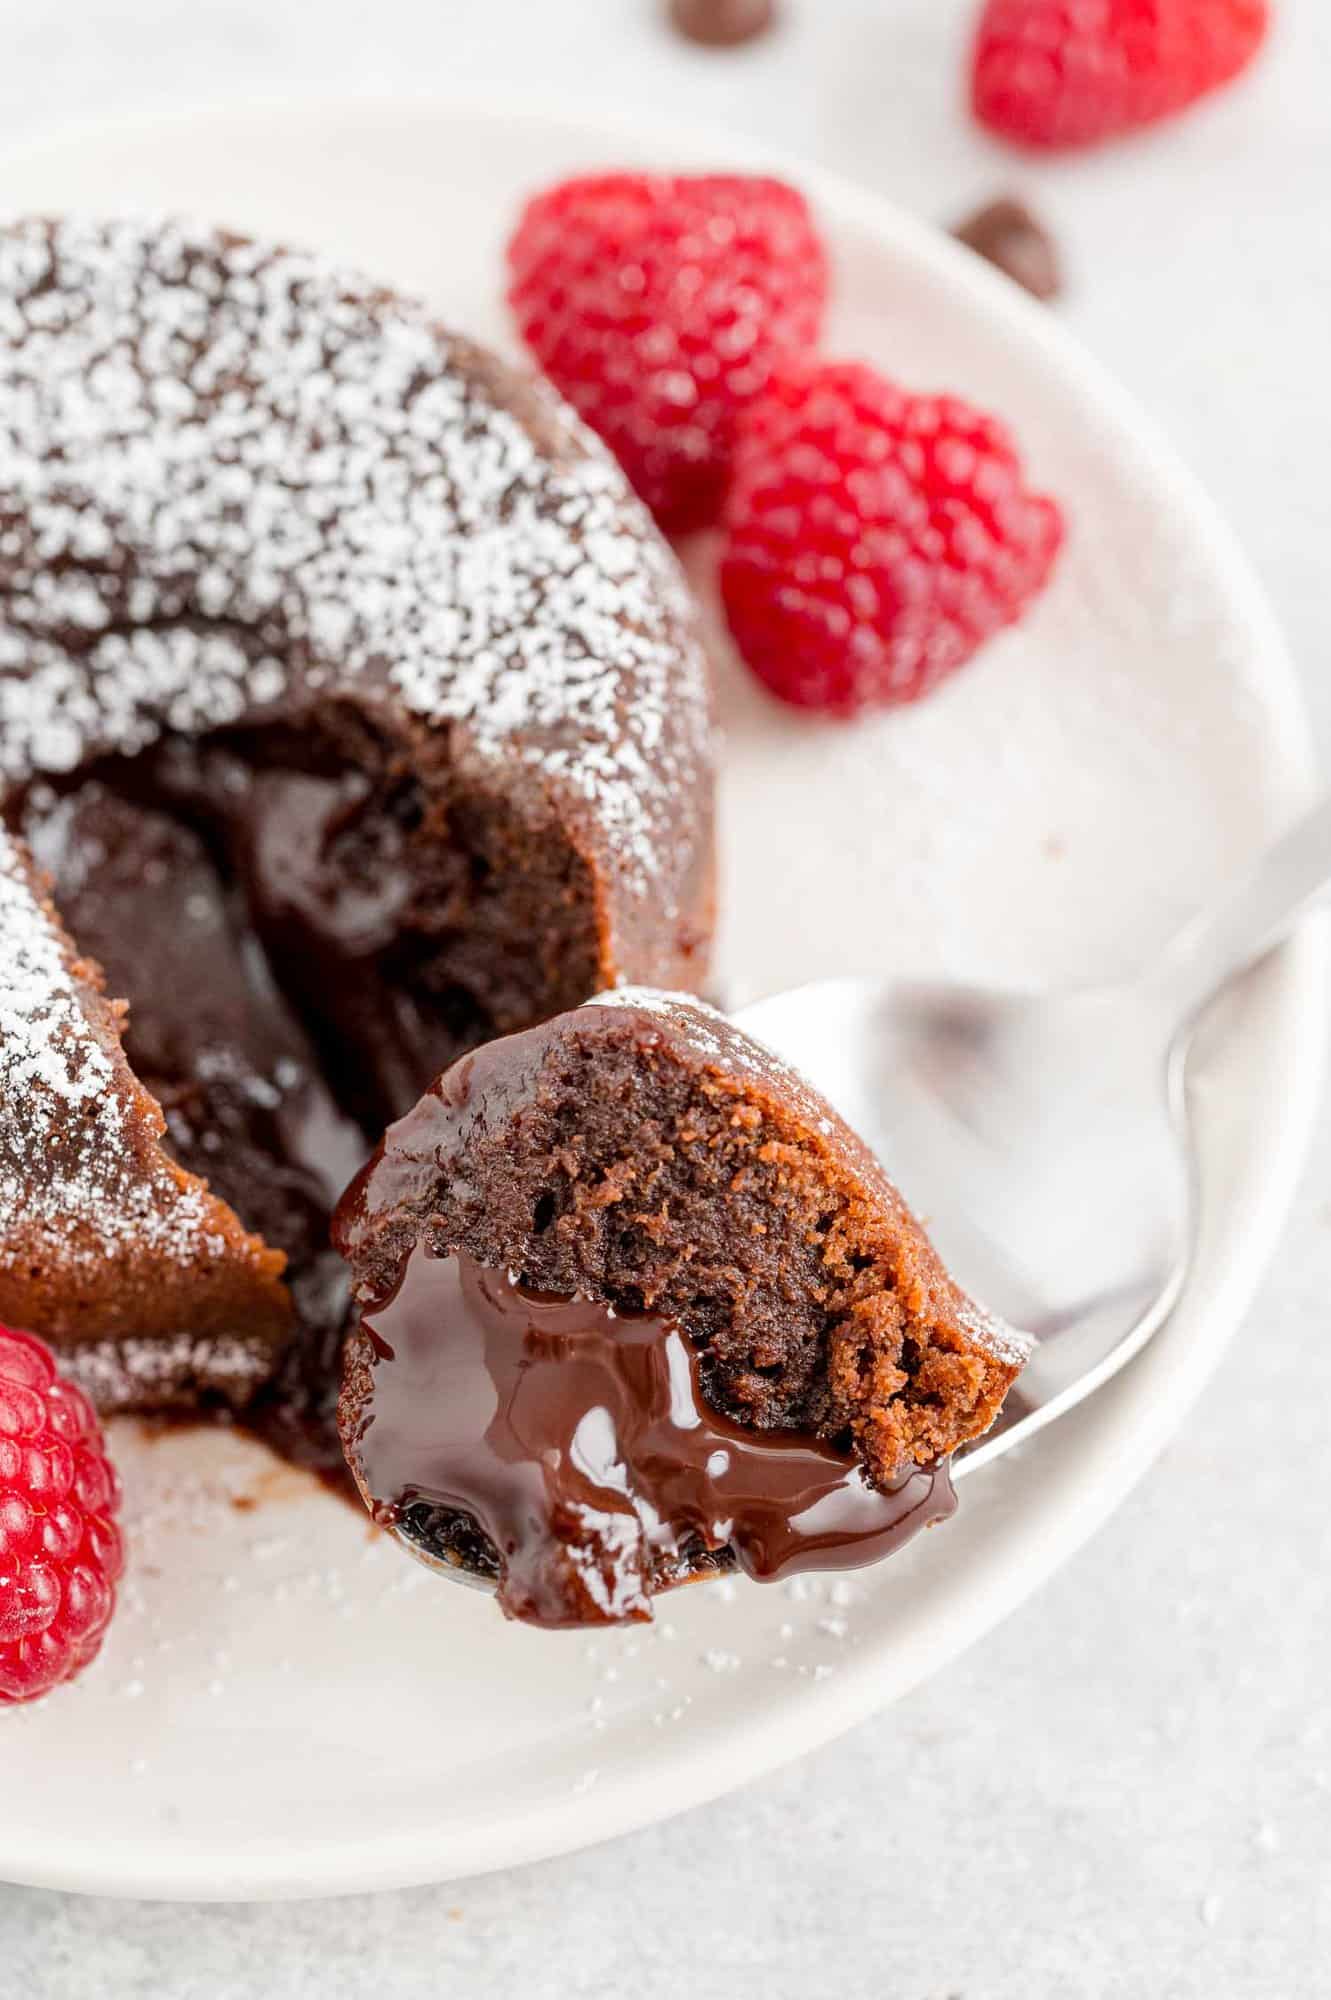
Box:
0;218;716;1414
0;828;291;1406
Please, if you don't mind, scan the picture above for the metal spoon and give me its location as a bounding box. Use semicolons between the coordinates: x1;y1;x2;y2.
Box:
398;799;1330;1593
736;795;1331;1480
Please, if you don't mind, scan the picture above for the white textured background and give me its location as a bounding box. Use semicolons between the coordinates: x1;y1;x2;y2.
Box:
3;1;1330;1993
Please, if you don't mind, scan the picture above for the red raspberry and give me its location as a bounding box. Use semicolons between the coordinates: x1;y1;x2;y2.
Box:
0;1326;124;1704
720;361;1063;714
507;172;828;533
971;0;1270;151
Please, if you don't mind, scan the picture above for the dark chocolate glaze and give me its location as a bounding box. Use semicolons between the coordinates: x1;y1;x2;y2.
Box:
349;1247;956;1629
23;774;367;1232
99;731;503;1137
335;993;1023;1528
12;724;659;1467
19;762;371;1478
0;218;718;1421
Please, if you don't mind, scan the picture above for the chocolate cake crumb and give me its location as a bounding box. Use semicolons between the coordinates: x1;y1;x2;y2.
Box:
0;217;716;1422
336;991;1026;1602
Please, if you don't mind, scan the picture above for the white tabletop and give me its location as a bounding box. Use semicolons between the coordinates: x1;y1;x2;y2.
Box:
3;0;1330;1991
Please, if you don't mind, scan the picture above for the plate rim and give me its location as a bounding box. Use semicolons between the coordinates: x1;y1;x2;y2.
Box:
0;87;1324;1901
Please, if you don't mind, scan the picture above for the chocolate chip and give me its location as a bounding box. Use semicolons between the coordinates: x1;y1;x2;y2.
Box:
667;0;778;49
952;197;1062;303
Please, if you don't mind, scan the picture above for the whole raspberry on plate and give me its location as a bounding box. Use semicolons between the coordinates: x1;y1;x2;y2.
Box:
0;1325;124;1705
971;0;1271;151
720;360;1063;715
507;171;828;533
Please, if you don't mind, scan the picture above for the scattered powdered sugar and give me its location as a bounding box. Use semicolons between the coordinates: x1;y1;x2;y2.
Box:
0;218;709;905
59;1330;273;1411
0;827;237;1269
0;824;114;1121
0;215;711;1315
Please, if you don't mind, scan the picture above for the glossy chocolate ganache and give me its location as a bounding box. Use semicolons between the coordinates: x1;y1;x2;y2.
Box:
349;1248;956;1628
0;217;716;1432
334;993;1025;1626
10;697;709;1465
15;736;429;1476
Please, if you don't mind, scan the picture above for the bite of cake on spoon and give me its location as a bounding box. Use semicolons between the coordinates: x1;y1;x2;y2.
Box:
334;990;1029;1628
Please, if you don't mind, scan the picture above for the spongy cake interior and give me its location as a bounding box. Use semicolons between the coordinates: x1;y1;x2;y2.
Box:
340;1003;1019;1491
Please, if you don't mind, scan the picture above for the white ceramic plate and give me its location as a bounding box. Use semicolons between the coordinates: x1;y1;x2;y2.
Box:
0;96;1324;1902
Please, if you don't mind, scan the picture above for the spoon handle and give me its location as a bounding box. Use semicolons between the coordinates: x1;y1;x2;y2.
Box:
1145;794;1331;1035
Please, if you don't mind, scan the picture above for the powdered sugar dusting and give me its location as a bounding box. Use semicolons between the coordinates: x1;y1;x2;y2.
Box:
0;215;711;1337
0;823;114;1119
0;824;232;1267
0;215;709;893
60;1330;273;1412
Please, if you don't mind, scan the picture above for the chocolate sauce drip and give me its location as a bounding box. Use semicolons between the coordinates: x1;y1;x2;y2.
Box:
15;725;560;1479
352;1248;956;1629
23;777;368;1245
118;732;482;1137
18;771;369;1477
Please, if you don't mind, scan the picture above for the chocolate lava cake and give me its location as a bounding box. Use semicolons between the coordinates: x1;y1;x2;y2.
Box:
0;217;715;1438
0;829;292;1406
335;991;1028;1625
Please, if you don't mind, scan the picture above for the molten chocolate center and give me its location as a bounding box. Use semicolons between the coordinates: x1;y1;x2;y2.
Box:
352;1247;956;1628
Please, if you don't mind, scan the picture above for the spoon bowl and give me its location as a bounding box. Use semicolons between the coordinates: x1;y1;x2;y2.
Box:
738;790;1331;1476
735;975;1194;1476
400;792;1331;1582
